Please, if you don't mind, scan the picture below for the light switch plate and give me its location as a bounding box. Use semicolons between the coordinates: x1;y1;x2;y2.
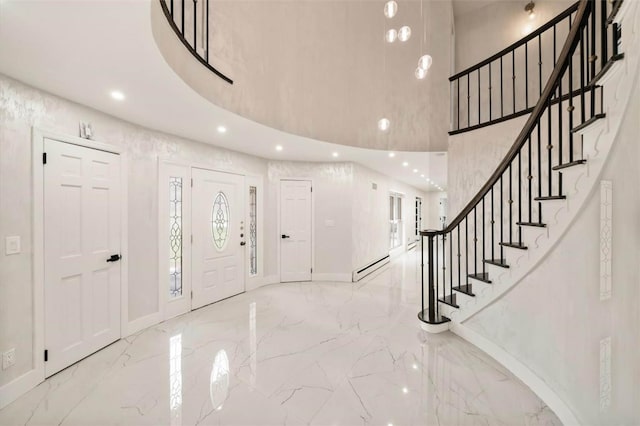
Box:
5;236;20;255
2;348;15;370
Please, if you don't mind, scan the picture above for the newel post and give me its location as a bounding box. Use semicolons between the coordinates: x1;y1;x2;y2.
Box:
419;230;449;332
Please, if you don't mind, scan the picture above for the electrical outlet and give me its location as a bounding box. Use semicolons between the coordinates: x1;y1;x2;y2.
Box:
2;348;15;370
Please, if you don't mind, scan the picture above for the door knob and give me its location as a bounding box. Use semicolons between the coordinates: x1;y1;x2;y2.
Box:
106;254;121;262
281;234;290;239
240;241;246;246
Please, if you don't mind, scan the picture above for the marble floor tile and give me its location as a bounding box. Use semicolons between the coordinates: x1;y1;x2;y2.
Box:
0;250;560;426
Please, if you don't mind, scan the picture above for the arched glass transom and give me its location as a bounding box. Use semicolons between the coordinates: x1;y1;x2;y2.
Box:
211;192;230;250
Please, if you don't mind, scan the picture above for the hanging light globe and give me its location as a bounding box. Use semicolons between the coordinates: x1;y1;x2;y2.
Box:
384;1;398;19
415;66;427;80
398;26;412;42
378;118;391;132
418;54;433;70
385;28;398;43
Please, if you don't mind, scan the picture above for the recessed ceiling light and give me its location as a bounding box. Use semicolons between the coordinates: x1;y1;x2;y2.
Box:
275;145;283;151
332;152;340;158
402;162;409;167
420;174;425;178
217;125;227;134
388;152;396;158
412;169;418;173
402;387;409;394
110;90;125;101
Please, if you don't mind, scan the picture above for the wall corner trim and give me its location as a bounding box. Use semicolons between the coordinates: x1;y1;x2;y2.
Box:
450;323;581;426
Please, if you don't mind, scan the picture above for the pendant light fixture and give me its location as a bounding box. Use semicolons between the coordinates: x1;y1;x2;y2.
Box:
384;1;398;19
398;26;411;42
415;0;433;79
385;28;398;43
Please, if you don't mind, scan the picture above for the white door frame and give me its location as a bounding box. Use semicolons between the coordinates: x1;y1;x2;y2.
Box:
31;128;128;385
277;178;314;282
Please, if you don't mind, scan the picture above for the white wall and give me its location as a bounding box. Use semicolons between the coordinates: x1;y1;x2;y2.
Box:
267;161;354;279
351;164;429;270
0;74;431;392
465;72;640;424
0;74;272;387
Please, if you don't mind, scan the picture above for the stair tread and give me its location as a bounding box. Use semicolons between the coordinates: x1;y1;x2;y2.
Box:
517;221;547;228
484;258;510;268
468;272;492;284
553;159;587;171
500;242;528;250
438;294;459;309
589;54;624;86
452;284;475;297
607;1;624;25
572;114;606;133
534;195;566;201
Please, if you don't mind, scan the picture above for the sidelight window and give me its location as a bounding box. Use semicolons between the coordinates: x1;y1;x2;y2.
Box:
169;177;183;298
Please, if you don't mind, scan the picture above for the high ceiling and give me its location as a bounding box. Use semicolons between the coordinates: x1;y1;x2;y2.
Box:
0;0;448;191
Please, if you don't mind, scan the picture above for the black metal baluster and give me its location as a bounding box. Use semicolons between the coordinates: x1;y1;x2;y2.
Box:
528;134;533;222
580;27;586;124
482;198;486;274
568;24;575;162
601;0;608;68
590;2;597;118
500;175;504;261
465;217;469;283
613;23;619;57
457;79;460;130
193;0;197;51
525;42;529;108
538;35;543;97
171;0;174;17
517;152;522;245
478;70;481;125
449;231;453;298
467;74;471;128
474;207;477;275
547;98;552;196
491;187;495;261
500;56;504;118
489;62;493;121
457;226;461;289
181;0;185;36
537;121;542;223
206;0;209;62
508;164;513;243
442;235;446;301
512;50;516;114
558;74;564;195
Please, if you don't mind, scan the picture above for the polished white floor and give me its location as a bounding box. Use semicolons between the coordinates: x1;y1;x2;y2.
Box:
0;250;560;425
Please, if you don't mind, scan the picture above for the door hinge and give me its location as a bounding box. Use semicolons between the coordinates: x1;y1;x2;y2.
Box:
191;178;193;187
310;187;313;192
311;268;313;273
191;291;193;299
44;349;48;362
42;152;47;165
191;234;193;244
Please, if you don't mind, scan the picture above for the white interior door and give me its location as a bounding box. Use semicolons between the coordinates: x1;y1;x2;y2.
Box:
280;180;312;282
44;138;121;377
192;168;245;309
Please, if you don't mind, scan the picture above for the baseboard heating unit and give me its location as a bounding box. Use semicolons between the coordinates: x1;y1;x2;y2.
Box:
352;254;390;282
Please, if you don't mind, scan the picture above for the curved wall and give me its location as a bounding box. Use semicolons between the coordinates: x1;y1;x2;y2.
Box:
150;0;453;152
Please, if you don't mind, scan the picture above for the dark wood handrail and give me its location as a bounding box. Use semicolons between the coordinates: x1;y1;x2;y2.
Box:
449;1;580;82
158;0;233;85
425;0;591;237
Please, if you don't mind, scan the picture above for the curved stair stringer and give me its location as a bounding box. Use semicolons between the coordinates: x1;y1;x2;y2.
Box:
442;0;640;325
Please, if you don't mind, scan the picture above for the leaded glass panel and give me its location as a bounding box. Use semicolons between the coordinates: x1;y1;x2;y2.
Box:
249;186;257;276
211;191;230;250
169;177;183;298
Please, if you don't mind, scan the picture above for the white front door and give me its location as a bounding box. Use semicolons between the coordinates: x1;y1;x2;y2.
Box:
192;168;245;309
44;139;121;377
280;180;312;282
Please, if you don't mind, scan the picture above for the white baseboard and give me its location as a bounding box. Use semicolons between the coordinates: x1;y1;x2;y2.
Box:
125;312;162;336
0;368;42;410
312;273;352;283
451;323;580;426
246;274;279;291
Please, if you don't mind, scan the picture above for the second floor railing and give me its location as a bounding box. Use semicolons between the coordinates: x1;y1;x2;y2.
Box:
159;0;233;84
450;0;622;134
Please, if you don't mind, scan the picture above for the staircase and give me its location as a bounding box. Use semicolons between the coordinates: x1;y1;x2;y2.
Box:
419;0;639;333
